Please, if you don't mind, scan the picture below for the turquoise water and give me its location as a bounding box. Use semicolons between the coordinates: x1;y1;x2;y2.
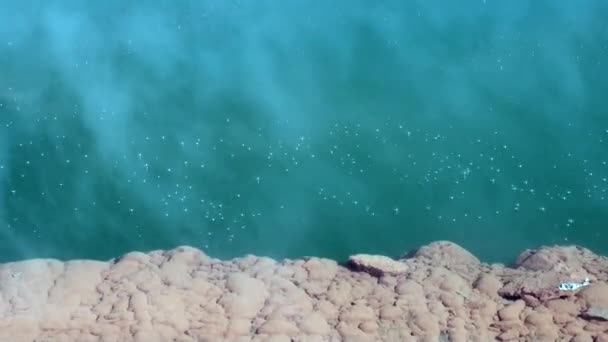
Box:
1;1;607;263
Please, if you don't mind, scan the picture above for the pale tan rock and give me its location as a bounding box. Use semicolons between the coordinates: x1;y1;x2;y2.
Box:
348;254;407;276
410;311;440;338
298;335;326;342
326;281;352;306
227;318;252;336
395;279;424;296
299;313;330;335
497;329;520;341
260;335;292;342
358;320;377;333
303;258;338;281
221;273;268;319
257;319;299;335
0;241;607;341
379;305;402;320
447;316;468;342
339;304;375;322
596;333;608;342
474;273;502;296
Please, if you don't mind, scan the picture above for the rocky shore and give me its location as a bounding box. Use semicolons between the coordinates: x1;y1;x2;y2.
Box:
0;241;607;342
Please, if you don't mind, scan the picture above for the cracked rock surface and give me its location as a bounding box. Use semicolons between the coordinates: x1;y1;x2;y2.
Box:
1;240;607;342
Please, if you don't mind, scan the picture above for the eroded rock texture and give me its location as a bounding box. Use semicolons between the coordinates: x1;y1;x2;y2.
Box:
1;241;607;342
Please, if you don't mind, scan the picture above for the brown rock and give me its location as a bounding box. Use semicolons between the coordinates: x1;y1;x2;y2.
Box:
570;333;593;342
583;306;608;321
578;283;608;307
498;300;526;321
0;241;607;342
584;320;608;333
596;334;608;342
524;312;553;326
524;311;558;341
546;299;580;315
563;321;585;336
515;246;589;272
409;241;480;265
554;313;576;324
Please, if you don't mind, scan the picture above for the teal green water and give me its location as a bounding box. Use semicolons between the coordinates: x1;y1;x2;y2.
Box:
1;1;607;263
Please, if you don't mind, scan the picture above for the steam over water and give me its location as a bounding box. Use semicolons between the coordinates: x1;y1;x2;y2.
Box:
1;1;608;262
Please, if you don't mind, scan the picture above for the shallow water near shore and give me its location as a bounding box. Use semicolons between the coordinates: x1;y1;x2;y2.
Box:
1;1;608;263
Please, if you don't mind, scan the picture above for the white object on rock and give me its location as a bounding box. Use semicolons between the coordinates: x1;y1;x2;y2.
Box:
558;277;590;291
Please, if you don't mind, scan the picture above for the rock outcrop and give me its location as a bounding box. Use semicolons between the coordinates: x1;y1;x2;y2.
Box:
0;241;607;341
348;254;408;277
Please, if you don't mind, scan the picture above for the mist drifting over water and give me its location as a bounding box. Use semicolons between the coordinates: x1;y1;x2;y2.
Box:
1;0;607;262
